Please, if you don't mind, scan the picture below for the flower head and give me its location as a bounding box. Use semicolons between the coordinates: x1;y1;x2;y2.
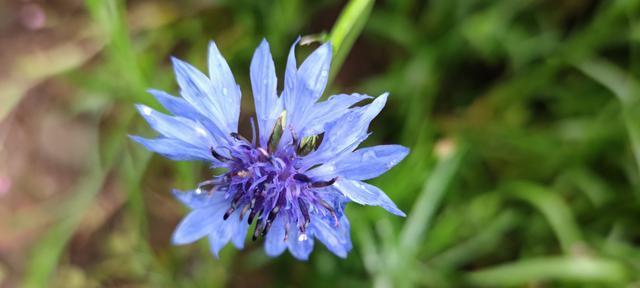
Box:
132;38;409;260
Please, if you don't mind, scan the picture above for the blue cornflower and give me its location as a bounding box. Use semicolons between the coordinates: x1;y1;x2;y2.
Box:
131;38;408;260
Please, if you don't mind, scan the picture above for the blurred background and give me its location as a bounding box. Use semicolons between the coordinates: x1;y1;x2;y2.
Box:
1;0;640;287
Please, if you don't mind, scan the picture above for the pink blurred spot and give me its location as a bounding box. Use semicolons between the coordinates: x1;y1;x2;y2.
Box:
0;177;10;197
20;3;46;30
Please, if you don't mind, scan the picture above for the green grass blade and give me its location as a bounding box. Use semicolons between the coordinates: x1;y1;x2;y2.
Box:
399;141;468;254
506;181;583;253
328;0;375;83
575;58;640;177
430;210;519;269
465;256;630;286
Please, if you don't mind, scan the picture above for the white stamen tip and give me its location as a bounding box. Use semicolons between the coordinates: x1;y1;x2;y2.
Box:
298;233;308;241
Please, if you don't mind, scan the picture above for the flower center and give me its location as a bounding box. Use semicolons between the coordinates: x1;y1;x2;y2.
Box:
199;133;338;241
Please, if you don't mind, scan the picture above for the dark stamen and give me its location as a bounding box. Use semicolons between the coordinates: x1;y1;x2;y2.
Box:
248;209;262;226
262;205;280;237
247;195;264;224
231;132;251;143
223;207;235;220
293;173;311;182
298;198;310;228
266;190;286;236
311;177;337;188
275;189;287;209
268;206;280;222
252;219;264;241
317;199;340;227
210;147;230;161
262;222;273;237
223;193;244;220
318;198;334;212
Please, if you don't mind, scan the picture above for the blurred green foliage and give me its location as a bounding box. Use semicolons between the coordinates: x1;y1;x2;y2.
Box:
9;0;640;287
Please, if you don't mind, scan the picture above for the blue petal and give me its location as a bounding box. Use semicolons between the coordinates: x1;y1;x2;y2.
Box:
295;41;332;104
172;207;222;245
208;218;235;257
170;199;246;257
332;179;406;217
287;229;315;260
135;104;212;148
148;89;199;118
308;145;409;181
298;93;371;138
226;208;250;249
231;216;249;249
277;38;300;149
284;41;332;134
208;41;241;132
171;57;233;135
171;189;228;210
311;214;351;258
301;93;388;167
129;136;215;162
282;37;300;110
264;215;287;257
147;89;230;147
250;39;282;147
315;188;349;219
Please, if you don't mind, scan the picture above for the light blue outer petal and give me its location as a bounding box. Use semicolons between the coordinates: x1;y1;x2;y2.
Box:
264;215;287;257
277;37;300;149
171;57;235;136
332;179;406;217
294;41;332;107
148;89;200;118
307;145;409;181
171;190;248;256
282;37;300;118
147;89;229;146
171;189;228;210
230;214;250;249
311;214;351;258
208;208;249;257
250;39;282;147
298;93;371;138
208;41;241;132
284;41;332;136
208;229;231;257
301;93;388;167
129;136;215;162
287;228;315;260
172;205;225;245
135;104;212;149
315;187;349;219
